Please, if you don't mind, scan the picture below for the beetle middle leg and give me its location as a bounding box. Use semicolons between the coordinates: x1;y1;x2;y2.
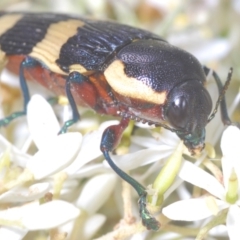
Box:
58;71;84;134
0;56;34;127
100;118;160;231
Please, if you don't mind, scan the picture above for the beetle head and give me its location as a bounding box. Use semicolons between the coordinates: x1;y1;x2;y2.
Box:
164;80;212;154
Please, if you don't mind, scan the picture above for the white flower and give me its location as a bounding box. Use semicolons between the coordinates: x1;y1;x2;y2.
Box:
0;1;239;239
76;173;117;215
0;95;110;239
162;126;240;240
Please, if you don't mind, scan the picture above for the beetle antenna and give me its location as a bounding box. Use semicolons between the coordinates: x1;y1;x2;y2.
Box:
207;68;233;123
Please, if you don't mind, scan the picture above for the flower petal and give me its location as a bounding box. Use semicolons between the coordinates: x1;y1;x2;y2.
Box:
76;174;117;215
132;128;180;149
83;214;106;240
0;227;27;240
27;94;60;150
0;134;30;167
226;205;240;240
72;164;106;179
221;126;240;159
0;201;39;222
64;130;103;175
221;126;240;190
22;200;80;230
105;147;172;171
26;132;82;180
221;156;234;193
162;198;224;221
0;182;50;202
179;161;225;199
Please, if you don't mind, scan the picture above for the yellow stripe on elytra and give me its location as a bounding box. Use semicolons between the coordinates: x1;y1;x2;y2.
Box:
0;14;23;36
104;60;167;104
29;19;87;75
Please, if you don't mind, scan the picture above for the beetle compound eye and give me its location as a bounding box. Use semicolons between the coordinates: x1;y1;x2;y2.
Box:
173;97;187;111
165;80;213;134
167;96;189;129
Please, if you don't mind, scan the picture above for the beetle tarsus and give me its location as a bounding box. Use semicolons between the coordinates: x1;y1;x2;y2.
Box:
139;192;160;231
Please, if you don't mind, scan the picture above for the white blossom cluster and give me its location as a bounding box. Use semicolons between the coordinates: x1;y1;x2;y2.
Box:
0;0;239;240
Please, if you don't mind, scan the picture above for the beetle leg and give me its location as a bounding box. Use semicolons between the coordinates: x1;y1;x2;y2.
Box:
203;66;232;125
0;56;34;127
59;71;85;134
100;118;160;231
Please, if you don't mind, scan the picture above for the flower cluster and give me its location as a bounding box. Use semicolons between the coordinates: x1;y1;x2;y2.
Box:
0;1;239;240
163;126;240;240
0;95;118;239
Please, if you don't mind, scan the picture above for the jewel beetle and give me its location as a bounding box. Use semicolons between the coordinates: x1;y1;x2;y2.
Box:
0;12;232;230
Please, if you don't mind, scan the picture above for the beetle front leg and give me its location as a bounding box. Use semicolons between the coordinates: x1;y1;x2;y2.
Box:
0;56;34;127
100;118;160;231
